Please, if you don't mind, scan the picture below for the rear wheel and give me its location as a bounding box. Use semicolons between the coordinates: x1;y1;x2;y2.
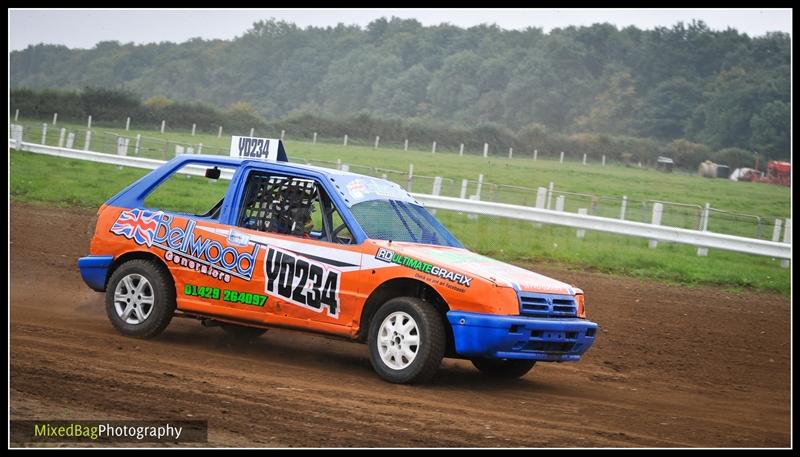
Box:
105;259;175;339
471;358;536;379
368;297;445;384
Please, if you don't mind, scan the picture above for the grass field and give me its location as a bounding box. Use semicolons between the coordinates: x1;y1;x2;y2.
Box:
10;149;791;295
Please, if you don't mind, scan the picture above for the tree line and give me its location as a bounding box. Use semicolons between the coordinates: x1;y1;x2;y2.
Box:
10;18;790;162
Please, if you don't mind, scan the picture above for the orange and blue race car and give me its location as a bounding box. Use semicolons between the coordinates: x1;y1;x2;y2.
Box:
78;137;598;384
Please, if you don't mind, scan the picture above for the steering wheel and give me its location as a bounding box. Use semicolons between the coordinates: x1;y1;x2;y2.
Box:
331;223;352;244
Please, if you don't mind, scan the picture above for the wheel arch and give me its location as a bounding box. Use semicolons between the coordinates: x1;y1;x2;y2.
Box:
356;277;455;355
106;251;174;291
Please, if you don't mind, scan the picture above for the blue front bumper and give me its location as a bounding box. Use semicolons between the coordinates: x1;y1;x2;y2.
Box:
447;311;598;361
78;255;114;292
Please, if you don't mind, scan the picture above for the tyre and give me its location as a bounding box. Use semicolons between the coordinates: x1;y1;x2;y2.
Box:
105;259;176;339
367;297;445;384
471;358;536;379
219;323;267;342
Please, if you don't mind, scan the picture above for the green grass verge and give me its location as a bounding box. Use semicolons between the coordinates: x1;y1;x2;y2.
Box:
10;149;790;295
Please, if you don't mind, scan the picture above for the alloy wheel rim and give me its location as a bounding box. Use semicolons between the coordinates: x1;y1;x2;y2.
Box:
113;274;155;325
377;311;420;370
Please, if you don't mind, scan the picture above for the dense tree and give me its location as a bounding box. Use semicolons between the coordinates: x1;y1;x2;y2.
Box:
9;18;791;161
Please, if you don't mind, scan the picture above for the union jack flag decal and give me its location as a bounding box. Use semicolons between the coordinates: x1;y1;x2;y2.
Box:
110;208;163;247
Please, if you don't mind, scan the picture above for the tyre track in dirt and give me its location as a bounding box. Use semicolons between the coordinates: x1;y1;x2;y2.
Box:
10;203;790;447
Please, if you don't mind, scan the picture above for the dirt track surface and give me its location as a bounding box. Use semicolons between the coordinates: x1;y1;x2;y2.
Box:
10;202;791;447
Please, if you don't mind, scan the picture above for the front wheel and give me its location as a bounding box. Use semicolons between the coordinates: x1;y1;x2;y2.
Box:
105;259;176;339
367;297;446;384
471;358;536;379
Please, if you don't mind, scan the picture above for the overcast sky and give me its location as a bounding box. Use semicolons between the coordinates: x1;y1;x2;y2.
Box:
8;9;792;51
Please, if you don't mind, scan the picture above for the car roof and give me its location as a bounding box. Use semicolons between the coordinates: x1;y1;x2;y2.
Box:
172;155;364;179
171;155;420;207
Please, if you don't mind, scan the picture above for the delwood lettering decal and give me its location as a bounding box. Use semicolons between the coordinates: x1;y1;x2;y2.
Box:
263;246;340;318
110;209;259;283
375;248;472;287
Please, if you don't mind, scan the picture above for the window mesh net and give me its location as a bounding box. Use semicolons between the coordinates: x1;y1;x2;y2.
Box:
241;175;318;236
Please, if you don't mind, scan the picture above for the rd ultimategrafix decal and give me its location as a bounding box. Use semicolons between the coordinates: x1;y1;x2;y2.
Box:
375;248;472;287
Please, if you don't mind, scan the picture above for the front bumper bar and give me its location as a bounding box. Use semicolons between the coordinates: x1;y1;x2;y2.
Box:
447;311;598;361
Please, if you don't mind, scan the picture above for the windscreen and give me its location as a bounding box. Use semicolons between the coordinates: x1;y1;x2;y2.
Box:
349;200;463;248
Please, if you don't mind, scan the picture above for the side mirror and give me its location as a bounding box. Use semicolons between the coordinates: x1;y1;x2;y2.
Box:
205;167;221;179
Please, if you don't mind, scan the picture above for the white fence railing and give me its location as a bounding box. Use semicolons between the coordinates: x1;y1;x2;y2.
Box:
10;139;792;260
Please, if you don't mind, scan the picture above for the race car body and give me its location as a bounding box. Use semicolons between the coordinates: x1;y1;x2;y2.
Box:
79;137;597;383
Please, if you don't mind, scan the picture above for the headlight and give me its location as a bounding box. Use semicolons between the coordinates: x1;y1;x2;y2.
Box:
575;293;586;318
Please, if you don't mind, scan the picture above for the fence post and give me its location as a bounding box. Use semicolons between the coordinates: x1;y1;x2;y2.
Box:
555;195;565;212
431;177;443;215
535;187;547;208
41;123;48;145
602;155;606;166
66;132;75;149
476;174;484;199
58;128;66;147
160;120;165;134
84;130;92;151
337;158;341;170
116;136;128;170
483;143;488;158
218;126;223;138
126;117;131;131
313;132;317;144
533;149;537;161
250;128;255;137
559;151;564;163
343;134;348;146
432;141;436;154
620;195;628;220
198;143;203;155
404;139;408;151
10;125;23;148
374;136;380;149
649;203;663;248
780;219;791;268
407;163;414;192
459;143;464;156
771;219;783;242
460;179;468;199
191;124;196;136
576;209;588;238
134;134;141;155
87;115;92;130
697;203;710;256
582;153;587;165
14;109;19;122
546;182;554;210
117;136;129;156
508;148;513;159
281;130;285;141
52;113;58;126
